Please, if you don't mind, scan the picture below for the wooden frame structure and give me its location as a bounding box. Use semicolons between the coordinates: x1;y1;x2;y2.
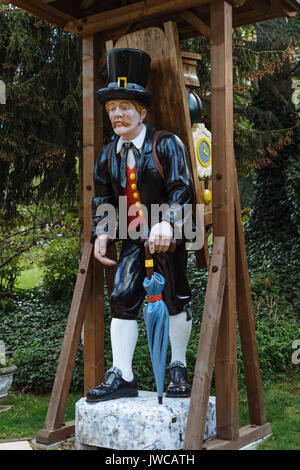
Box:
4;0;298;450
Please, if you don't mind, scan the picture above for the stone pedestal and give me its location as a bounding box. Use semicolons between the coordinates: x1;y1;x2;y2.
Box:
75;391;216;450
0;365;17;404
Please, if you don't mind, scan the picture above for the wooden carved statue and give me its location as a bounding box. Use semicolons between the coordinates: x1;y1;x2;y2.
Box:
86;48;196;403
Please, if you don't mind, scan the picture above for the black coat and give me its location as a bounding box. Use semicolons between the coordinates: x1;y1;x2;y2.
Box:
91;123;195;318
91;123;195;243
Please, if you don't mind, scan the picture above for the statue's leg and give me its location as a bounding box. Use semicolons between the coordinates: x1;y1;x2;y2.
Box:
86;241;145;402
166;310;192;398
110;317;138;382
169;310;192;367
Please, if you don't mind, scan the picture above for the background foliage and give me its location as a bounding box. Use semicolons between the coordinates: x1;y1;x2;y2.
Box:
0;7;299;393
0;5;82;220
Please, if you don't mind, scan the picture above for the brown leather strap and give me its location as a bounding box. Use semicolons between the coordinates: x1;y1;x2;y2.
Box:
107;131;167;178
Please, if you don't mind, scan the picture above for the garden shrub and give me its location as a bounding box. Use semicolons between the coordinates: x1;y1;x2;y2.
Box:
0;217;299;394
0;281;298;394
0;289;84;393
36;213;80;301
253;317;299;381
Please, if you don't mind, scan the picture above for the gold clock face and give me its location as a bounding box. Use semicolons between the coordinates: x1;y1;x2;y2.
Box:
196;138;212;168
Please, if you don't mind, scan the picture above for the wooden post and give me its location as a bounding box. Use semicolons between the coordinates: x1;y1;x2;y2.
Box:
184;237;226;450
36;243;93;444
210;0;239;441
234;168;267;426
82;34;105;394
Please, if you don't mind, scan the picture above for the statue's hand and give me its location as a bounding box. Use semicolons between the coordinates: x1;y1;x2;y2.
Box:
94;234;116;266
148;221;173;254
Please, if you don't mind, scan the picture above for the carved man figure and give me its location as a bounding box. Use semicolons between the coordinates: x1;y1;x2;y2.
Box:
86;48;195;402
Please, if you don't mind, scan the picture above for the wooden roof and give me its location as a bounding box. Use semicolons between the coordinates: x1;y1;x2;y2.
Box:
2;1;299;39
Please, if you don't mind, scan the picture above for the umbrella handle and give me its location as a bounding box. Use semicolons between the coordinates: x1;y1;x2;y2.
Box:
144;239;176;280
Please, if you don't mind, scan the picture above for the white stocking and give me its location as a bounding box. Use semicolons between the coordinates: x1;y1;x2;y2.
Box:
169;311;192;367
110;318;138;382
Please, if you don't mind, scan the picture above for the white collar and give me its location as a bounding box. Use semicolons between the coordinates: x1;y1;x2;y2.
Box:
116;123;146;154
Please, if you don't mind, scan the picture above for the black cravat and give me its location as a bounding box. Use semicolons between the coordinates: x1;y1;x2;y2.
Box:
120;142;140;189
120;142;131;188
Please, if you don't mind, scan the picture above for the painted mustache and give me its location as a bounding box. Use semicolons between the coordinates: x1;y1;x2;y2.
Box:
112;118;131;128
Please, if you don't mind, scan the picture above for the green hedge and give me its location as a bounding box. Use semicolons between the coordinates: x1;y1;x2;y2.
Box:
0;251;298;394
1;201;299;393
0;290;83;393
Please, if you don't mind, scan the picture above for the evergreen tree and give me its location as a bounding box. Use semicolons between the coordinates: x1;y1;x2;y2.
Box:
0;5;82;220
0;7;299;297
239;17;300;317
244;16;300;240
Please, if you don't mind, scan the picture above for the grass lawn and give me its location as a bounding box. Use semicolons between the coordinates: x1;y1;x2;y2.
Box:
238;374;300;450
255;375;300;450
14;266;43;290
0;375;299;449
0;391;81;441
14;248;44;290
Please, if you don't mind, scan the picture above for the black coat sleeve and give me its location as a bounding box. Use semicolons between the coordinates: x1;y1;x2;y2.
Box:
155;133;195;236
90;143;116;243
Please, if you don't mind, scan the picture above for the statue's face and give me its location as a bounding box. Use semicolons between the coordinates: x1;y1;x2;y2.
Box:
107;100;146;141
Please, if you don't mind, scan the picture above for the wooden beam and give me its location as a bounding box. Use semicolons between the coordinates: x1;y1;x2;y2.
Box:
180;9;210;37
64;0;212;36
284;0;300;12
35;421;75;445
82;34;106;395
210;0;239;442
248;0;270;11
233;169;267;426
191;0;297;30
82;35;103;243
184;237;226;450
233;5;293;26
159;21;204;204
271;0;298;16
36;242;93;443
226;0;246;7
231;0;246;5
163;20;211;267
203;423;272;450
181;50;202;60
79;0;96;9
2;0;74;27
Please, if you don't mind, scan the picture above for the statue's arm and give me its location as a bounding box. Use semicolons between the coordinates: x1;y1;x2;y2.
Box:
90;144;116;244
156;133;195;232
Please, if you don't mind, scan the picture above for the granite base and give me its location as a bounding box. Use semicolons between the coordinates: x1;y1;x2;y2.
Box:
75;391;216;450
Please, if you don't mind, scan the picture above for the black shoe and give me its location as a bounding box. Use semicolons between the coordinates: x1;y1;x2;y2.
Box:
86;367;138;403
165;361;190;398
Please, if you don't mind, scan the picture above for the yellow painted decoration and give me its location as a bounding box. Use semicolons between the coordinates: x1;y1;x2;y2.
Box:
130;173;136;180
136;201;141;207
145;259;154;268
196;137;212;168
203;189;212;205
133;192;139;199
138;210;143;216
131;183;137;190
118;76;127;88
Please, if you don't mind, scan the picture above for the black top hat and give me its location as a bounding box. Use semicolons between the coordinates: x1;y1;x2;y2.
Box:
96;48;152;108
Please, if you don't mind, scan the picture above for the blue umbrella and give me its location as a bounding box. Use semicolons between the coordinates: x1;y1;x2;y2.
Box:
143;240;175;404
